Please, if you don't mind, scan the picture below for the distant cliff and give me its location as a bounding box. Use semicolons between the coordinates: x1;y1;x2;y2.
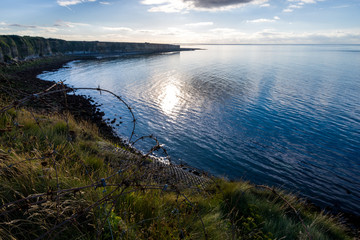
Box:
0;35;180;63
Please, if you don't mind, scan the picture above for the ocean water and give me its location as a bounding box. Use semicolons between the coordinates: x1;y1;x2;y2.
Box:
39;45;360;215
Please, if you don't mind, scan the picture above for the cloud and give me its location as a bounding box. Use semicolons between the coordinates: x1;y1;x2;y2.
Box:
209;28;237;32
249;29;360;44
246;16;279;23
247;18;275;23
283;8;293;12
3;22;59;33
0;23;10;32
184;0;253;8
141;0;269;13
57;0;96;7
201;29;360;44
185;22;213;27
288;4;302;8
283;0;323;13
145;1;190;13
102;27;133;31
54;21;90;28
283;3;304;12
99;1;111;4
9;24;37;29
3;22;360;44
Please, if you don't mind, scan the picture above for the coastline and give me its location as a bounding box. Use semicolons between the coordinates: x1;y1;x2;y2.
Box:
1;55;359;237
0;55;123;144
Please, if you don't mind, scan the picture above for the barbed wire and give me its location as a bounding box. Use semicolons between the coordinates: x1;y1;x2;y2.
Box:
0;80;318;239
0;82;214;239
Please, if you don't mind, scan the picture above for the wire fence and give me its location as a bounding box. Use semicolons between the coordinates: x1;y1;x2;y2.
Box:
0;78;322;239
0;81;214;239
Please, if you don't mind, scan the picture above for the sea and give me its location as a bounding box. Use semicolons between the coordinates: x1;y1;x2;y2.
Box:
38;44;360;215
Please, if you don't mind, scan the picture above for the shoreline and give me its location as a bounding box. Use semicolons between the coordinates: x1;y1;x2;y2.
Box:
0;55;123;144
1;55;359;234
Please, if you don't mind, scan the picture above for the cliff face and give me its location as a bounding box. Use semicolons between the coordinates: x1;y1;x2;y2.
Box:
0;35;180;63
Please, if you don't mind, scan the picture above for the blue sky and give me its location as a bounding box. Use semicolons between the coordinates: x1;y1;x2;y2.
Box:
1;0;359;44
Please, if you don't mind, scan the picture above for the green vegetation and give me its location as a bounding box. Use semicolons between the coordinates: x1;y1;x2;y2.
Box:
0;62;354;239
0;55;74;76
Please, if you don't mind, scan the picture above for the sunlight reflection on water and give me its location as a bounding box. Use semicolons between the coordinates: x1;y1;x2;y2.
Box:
38;44;360;215
159;82;181;116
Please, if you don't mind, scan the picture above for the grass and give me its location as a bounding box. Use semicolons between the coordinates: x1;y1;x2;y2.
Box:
0;66;354;239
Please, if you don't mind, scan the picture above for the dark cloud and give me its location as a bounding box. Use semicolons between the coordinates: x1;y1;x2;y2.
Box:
184;0;254;8
9;24;37;29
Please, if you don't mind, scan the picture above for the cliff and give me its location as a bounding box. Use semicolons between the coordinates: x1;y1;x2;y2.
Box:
0;35;180;63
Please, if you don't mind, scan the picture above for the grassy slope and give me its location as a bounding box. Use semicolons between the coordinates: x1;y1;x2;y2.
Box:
0;61;353;239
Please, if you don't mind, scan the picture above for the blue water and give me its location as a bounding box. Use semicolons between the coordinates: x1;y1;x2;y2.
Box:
39;45;360;215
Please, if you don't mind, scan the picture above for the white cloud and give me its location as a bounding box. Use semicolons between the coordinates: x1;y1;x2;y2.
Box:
2;23;59;33
143;0;191;13
247;18;275;23
283;0;323;13
185;22;213;27
57;0;96;7
233;29;356;44
249;29;360;44
40;27;59;33
57;0;81;7
0;23;60;36
54;21;90;28
3;18;359;45
3;25;360;44
289;4;302;8
247;16;280;23
103;27;133;32
209;28;237;33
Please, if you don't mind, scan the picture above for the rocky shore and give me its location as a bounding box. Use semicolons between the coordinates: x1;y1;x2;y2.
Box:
0;56;122;143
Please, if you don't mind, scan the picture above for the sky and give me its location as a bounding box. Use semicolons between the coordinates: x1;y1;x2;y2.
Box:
1;0;360;44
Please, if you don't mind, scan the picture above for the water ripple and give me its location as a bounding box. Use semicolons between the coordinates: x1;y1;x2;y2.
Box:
39;45;360;215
